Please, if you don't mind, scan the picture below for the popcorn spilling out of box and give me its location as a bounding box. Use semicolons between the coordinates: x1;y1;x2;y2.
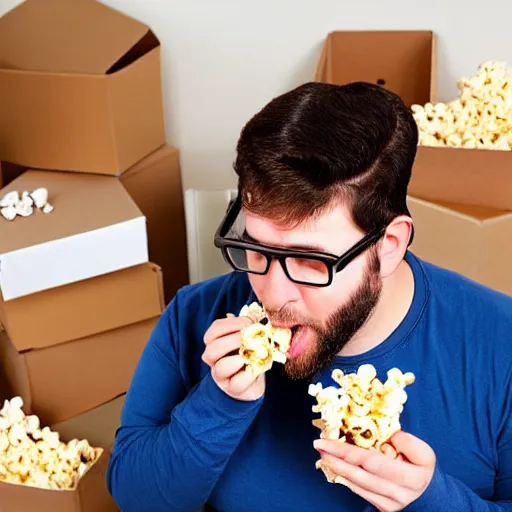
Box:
412;60;512;150
0;397;101;490
309;364;415;484
0;188;54;221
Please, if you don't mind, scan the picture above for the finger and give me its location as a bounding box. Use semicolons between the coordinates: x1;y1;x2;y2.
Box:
204;316;252;345
202;332;243;366
212;355;246;381
226;313;235;318
229;367;262;395
314;439;423;490
319;452;409;505
389;431;436;467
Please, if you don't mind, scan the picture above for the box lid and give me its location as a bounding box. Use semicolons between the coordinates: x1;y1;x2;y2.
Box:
0;170;142;254
0;170;148;301
0;0;156;74
314;30;437;107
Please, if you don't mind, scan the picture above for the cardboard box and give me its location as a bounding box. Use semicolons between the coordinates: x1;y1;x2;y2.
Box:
0;170;148;301
409;146;512;211
0;262;164;352
408;197;512;296
0;397;124;512
314;31;437;107
0;317;159;426
121;145;189;303
0;0;165;175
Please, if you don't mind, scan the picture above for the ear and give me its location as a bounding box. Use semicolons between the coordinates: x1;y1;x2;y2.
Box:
378;216;413;278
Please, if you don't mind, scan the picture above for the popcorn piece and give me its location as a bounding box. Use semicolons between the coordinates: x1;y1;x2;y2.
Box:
0;396;101;490
412;60;512;151
309;364;415;484
238;302;292;375
0;186;54;220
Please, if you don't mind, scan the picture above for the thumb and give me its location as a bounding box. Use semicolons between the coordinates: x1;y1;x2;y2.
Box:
389;430;436;467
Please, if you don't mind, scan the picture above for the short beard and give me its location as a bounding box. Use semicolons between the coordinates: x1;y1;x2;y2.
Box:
278;250;382;381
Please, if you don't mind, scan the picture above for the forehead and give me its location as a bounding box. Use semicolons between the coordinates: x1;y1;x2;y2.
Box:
243;203;361;251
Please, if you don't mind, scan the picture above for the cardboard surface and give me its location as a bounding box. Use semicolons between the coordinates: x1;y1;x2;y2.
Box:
314;31;437;107
0;317;158;426
121;145;190;303
0;396;123;512
0;263;164;352
0;0;165;174
0;170;148;301
409;146;512;211
51;395;126;451
408;196;512;296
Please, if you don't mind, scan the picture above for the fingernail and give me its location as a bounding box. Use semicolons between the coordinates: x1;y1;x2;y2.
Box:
313;439;321;449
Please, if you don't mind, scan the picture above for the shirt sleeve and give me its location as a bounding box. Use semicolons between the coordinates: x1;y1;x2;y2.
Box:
106;289;263;512
403;366;512;512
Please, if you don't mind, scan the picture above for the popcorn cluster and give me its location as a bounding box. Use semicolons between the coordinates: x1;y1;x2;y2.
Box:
412;60;512;150
309;364;415;482
0;188;54;221
238;302;292;375
0;397;101;490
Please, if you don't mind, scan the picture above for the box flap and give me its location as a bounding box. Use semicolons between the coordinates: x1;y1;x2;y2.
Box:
315;31;435;107
0;262;164;351
0;170;143;255
51;394;126;450
0;0;158;74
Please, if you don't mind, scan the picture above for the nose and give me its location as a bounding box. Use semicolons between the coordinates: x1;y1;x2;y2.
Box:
259;259;299;310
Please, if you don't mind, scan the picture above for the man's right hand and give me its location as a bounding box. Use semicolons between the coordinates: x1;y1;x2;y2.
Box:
202;314;265;402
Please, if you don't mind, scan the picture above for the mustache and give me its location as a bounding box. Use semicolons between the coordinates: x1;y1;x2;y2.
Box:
264;307;315;327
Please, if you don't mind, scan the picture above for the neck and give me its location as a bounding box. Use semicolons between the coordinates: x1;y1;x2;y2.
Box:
338;258;415;357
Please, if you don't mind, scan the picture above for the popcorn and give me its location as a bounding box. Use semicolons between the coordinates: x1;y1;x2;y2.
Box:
0;396;101;490
412;60;512;150
0;187;54;221
309;364;415;484
238;302;292;375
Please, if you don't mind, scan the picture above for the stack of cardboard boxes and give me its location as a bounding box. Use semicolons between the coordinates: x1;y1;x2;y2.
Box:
0;0;189;510
315;30;512;296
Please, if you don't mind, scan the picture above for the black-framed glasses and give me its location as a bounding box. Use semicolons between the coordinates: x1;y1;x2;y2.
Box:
214;196;386;287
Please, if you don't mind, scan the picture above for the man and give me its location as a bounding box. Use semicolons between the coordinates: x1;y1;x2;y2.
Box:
107;82;512;511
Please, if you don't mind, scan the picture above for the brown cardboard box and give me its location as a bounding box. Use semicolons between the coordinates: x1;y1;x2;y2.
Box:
0;170;148;301
0;263;164;352
0;0;165;175
314;31;437;107
0;396;125;512
0;317;159;426
408;197;512;296
121;145;189;303
409;146;512;211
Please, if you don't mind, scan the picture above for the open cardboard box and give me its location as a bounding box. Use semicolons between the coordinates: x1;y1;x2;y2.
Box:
314;30;437;107
0;170;148;301
0;0;165;175
0;262;163;351
0;396;125;512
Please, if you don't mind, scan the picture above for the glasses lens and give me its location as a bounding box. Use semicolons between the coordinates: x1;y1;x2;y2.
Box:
226;246;269;274
285;256;330;285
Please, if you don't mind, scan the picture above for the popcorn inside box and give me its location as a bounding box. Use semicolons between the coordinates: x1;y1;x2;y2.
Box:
412;60;512;151
0;396;102;491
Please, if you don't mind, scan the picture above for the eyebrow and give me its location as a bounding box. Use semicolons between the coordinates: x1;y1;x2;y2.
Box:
241;230;330;253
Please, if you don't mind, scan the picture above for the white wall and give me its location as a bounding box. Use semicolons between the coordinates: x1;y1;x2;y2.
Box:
2;0;512;191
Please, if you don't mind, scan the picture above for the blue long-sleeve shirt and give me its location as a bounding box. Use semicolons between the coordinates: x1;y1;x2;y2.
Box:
107;252;512;511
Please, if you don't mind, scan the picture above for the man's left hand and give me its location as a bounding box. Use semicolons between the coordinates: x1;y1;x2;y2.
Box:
314;431;436;512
